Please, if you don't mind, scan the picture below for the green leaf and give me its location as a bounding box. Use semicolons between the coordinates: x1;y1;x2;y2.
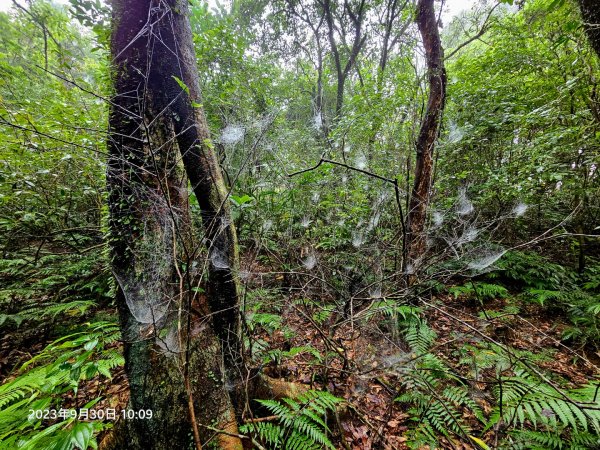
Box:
83;339;98;351
71;421;94;449
545;0;565;11
230;194;254;207
172;75;189;95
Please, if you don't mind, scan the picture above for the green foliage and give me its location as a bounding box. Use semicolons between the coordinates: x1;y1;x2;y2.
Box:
448;282;509;301
0;321;123;449
248;312;283;335
581;261;600;291
396;320;485;448
562;292;600;346
404;319;437;356
0;418;101;450
397;383;485;447
486;369;600;449
0;300;95;328
245;292;292;337
0;0;599;448
398;317;600;449
0;251;111;330
494;251;576;291
483;253;600;346
441;0;599;237
265;346;323;366
240;390;342;449
478;304;521;320
366;299;420;320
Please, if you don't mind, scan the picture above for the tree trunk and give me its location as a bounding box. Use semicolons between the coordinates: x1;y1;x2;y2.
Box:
404;0;446;277
578;0;600;59
321;0;366;120
106;0;243;448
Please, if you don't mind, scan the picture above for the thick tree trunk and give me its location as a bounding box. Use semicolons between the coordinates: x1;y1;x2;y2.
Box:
578;0;600;59
107;0;243;448
404;0;446;277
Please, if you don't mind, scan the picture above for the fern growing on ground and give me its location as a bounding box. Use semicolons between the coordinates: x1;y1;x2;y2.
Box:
395;312;600;450
395;319;487;448
486;368;600;449
240;390;342;449
0;321;123;449
448;282;509;301
0;251;112;331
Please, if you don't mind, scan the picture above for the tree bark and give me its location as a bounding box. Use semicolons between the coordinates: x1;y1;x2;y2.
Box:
404;0;446;277
321;0;366;119
578;0;600;59
107;0;243;448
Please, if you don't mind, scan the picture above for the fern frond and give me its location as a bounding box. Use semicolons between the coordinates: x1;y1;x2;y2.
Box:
0;321;122;448
245;390;341;449
405;320;437;355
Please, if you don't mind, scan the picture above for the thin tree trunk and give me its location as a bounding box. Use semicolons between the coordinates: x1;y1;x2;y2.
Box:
322;0;345;118
154;0;243;383
321;0;366;119
404;0;446;277
575;0;598;274
106;0;243;448
578;0;600;59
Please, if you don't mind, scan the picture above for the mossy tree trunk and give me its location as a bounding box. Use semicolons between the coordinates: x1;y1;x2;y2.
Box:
404;0;446;278
106;0;243;448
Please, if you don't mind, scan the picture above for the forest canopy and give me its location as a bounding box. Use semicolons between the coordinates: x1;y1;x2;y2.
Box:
0;0;599;449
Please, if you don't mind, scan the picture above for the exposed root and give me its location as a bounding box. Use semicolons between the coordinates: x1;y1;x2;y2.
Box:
256;373;310;399
100;372;316;450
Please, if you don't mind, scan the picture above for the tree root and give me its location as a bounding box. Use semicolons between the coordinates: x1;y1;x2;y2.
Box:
99;372;313;450
99;373;347;449
251;373;311;400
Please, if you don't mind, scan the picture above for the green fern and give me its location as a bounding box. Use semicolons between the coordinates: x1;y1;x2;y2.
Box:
249;312;283;335
0;321;123;448
449;282;509;301
0;250;111;333
396;320;487;448
240;390;342;449
523;288;560;306
494;251;576;291
366;299;420;320
397;377;484;446
264;345;323;365
563;291;600;345
404;320;437;355
507;429;566;449
486;367;600;448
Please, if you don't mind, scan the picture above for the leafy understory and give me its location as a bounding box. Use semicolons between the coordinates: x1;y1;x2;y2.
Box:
240;390;342;449
1;0;600;448
0;322;123;449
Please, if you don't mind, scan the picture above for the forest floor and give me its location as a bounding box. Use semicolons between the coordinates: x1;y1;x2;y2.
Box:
251;291;600;449
1;279;598;450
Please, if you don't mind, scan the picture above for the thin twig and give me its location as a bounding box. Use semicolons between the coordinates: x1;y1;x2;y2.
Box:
288;157;407;238
445;1;501;60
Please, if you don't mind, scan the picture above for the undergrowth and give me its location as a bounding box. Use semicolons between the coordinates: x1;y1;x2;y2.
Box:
0;321;123;449
395;316;600;449
240;390;342;449
0;250;112;330
393;251;600;449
